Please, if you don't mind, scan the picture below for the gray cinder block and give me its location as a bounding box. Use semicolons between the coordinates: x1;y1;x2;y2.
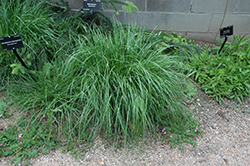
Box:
237;0;250;13
147;0;191;12
191;0;238;13
209;14;250;33
166;13;212;32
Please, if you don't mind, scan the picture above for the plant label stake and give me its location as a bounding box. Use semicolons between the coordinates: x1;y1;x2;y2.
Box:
0;34;28;69
83;0;101;11
83;0;101;26
1;35;36;81
219;25;233;54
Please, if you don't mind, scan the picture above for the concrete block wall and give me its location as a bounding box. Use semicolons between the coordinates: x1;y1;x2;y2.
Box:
66;0;250;42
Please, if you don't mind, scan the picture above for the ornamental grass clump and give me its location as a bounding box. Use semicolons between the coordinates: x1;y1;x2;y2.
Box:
8;22;198;147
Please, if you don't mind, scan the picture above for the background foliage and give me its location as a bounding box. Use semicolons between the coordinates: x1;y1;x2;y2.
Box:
189;35;250;104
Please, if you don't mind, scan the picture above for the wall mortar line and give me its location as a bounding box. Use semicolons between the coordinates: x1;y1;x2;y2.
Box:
189;0;194;13
207;13;214;32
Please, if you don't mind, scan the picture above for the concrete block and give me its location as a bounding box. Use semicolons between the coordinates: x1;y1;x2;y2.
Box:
126;0;146;11
237;0;250;13
209;14;250;33
123;13;211;32
166;13;212;32
191;0;238;13
101;10;127;23
102;0;146;11
66;0;82;9
147;0;191;12
123;12;169;30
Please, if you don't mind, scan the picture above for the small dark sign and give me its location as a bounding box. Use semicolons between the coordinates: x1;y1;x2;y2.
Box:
83;0;101;11
220;25;233;38
0;35;24;51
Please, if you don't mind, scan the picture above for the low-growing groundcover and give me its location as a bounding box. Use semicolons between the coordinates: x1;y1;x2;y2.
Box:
0;115;59;166
189;35;250;104
0;22;202;165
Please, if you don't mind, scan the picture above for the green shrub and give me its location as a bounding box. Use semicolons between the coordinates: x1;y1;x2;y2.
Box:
189;35;250;104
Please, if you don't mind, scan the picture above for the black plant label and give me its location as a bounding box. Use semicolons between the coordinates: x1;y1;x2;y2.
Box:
220;25;233;38
0;35;24;51
83;0;101;11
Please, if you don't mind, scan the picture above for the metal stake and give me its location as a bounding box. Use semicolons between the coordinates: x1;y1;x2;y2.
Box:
219;36;228;54
90;9;94;29
13;49;28;69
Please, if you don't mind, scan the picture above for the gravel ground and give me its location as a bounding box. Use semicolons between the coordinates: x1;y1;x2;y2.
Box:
1;41;249;166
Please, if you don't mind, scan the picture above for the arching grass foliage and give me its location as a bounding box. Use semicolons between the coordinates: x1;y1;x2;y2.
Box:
8;23;199;146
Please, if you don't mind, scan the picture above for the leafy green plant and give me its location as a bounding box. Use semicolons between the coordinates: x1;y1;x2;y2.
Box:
183;83;198;98
157;32;195;44
0;115;59;166
161;124;202;150
189;35;250;104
